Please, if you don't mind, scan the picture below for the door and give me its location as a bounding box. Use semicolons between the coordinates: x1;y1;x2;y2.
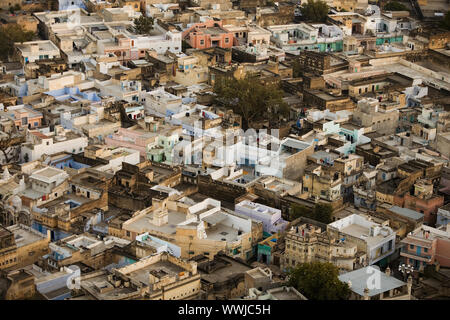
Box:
416;246;421;256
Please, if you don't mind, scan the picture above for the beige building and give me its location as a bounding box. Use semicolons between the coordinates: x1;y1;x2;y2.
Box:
173;55;209;86
281;224;365;272
74;251;201;300
331;0;368;12
0;224;50;271
352;98;399;135
303;164;342;202
14;40;61;66
120;197;258;261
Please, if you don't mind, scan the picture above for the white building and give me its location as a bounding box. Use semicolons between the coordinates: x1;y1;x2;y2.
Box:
267;24;318;54
15;40;61;65
26;71;91;96
95;78;142;103
235;200;288;234
90;146;141;173
141;87;183;116
28;167;69;195
21;127;88;163
328;214;396;265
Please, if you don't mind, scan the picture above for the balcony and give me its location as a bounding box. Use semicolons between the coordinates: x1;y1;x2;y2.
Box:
400;249;432;263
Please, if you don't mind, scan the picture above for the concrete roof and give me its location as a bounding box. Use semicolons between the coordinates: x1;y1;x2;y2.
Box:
339;266;405;297
389;206;424;221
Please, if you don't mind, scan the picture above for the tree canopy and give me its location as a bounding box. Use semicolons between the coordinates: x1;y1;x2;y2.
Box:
290;203;333;224
133;16;154;35
0;24;34;61
287;261;351;300
213;75;289;129
299;0;329;23
383;1;409;11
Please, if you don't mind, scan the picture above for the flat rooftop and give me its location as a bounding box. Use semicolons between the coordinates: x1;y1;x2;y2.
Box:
197;257;251;284
267;286;307;300
8;225;47;248
205;223;240;242
125;210;186;235
339;266;405;297
126;260;185;287
388;206;424;221
32;167;65;179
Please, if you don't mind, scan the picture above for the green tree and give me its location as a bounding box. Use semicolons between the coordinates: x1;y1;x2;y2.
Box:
0;24;34;61
441;11;450;30
383;1;408;11
290;204;313;220
213;75;289;129
313;203;333;224
287;261;351;300
300;0;329;23
133;16;154;35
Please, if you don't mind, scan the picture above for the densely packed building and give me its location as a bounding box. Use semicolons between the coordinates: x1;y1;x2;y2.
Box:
0;0;449;302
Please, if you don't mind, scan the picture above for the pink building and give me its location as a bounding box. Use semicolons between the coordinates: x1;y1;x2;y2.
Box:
401;225;450;270
404;193;444;226
182;20;234;50
105;128;156;159
402;179;444;226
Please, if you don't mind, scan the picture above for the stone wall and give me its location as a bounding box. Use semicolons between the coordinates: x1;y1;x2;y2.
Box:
197;175;247;204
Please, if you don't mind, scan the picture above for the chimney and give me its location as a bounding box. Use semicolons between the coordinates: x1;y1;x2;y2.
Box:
407;275;413;297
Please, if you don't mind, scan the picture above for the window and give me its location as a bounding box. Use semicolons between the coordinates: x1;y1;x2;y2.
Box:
126;231;130;237
200;40;204;45
224;38;229;44
424;248;428;253
410;244;414;249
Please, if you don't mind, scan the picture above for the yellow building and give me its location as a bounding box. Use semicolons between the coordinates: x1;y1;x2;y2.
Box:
282;224;365;272
119;0;140;11
0;224;50;271
303;164;342;202
74;252;201;300
120;197;259;261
